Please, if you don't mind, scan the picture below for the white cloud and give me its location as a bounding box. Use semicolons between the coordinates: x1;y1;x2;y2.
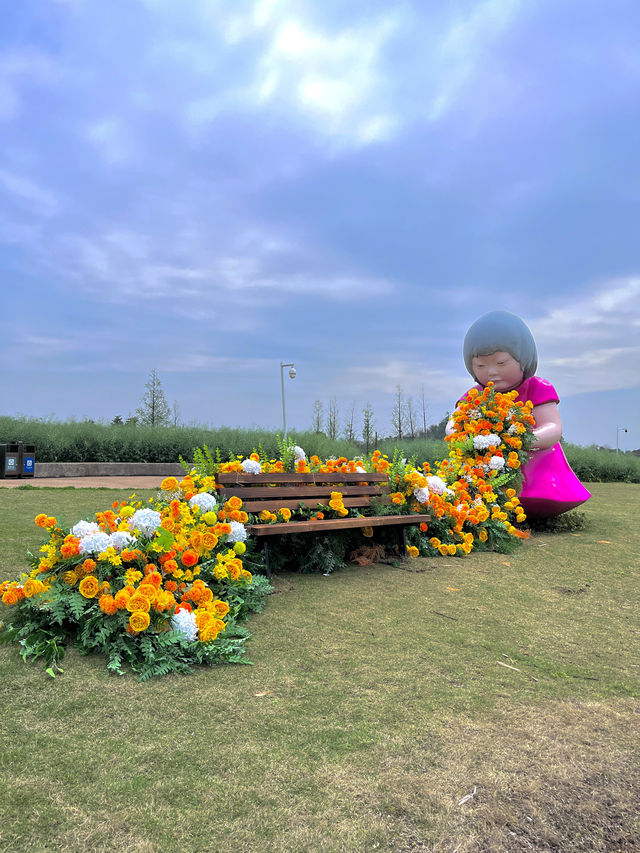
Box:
530;276;640;395
339;360;468;401
86;118;136;164
0;49;58;120
0;169;61;217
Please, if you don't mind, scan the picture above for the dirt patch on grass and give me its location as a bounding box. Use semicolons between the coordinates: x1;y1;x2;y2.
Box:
368;698;640;852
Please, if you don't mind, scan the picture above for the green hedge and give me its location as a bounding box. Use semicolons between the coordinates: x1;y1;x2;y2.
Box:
1;416;638;483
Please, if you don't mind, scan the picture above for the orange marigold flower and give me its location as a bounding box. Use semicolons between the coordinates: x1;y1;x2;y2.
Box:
79;575;99;599
226;496;243;511
161;476;179;491
2;587;20;606
181;549;198;567
114;588;132;609
99;594;118;615
137;584;158;603
163;559;178;575
202;533;218;549
212;599;230;618
161;517;175;532
419;522;429;533
35;513;48;527
279;507;292;521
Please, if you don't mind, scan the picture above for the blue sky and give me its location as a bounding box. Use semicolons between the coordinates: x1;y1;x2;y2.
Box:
1;0;638;449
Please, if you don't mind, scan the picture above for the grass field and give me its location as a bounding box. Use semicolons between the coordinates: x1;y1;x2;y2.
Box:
0;482;638;852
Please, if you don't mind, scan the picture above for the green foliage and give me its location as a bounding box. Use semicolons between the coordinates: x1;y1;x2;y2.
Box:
526;510;589;533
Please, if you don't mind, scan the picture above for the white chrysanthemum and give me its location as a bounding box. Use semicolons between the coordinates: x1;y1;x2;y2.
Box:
468;408;481;419
426;475;448;495
109;531;136;551
413;487;430;505
473;434;501;450
78;531;112;555
71;520;101;538
189;492;218;512
356;466;366;473
227;521;247;543
171;609;198;642
240;458;262;475
293;446;306;461
488;456;505;470
128;508;162;538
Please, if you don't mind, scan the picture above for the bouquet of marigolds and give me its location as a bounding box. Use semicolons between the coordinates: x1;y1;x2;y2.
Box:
0;473;271;679
395;383;536;557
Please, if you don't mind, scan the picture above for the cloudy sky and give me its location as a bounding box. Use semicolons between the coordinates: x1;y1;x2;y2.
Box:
1;0;638;449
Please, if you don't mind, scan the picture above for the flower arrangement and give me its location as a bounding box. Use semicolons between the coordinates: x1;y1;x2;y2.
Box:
0;473;272;679
1;388;535;677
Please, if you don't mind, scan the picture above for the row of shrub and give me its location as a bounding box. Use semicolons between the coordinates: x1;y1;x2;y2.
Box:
1;416;639;483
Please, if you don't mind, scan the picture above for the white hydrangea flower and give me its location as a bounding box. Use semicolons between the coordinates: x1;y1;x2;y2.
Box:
109;531;136;551
488;456;505;470
293;446;306;461
426;475;448;495
473;434;501;451
128;508;162;538
189;492;219;512
240;458;262;475
356;466;366;473
413;487;430;505
71;520;101;538
227;521;247;543
78;531;112;555
171;609;198;642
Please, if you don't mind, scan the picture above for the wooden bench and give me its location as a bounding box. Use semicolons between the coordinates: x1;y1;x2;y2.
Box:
216;471;430;576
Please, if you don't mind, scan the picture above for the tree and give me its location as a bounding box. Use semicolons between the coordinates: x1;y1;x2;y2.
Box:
391;385;406;440
111;415;124;426
361;403;375;454
311;400;324;433
425;413;450;440
406;395;417;439
326;398;339;440
420;384;428;437
135;369;171;427
343;404;355;442
172;400;181;428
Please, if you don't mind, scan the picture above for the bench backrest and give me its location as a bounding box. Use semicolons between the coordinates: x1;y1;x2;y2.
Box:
216;471;389;513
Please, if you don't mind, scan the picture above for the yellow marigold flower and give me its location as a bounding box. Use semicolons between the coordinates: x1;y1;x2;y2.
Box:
79;575;99;599
478;529;488;542
203;532;218;550
241;569;252;580
447;545;457;556
62;570;78;585
129;611;150;632
233;541;246;555
125;569;143;585
361;526;373;538
279;508;292;521
406;546;419;558
137;584;158;603
438;544;449;556
161;477;179;491
127;592;150;613
516;513;526;523
23;578;43;598
429;537;441;548
203;511;217;525
119;505;135;519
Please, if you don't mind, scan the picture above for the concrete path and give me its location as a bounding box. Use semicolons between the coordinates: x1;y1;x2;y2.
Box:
0;477;166;489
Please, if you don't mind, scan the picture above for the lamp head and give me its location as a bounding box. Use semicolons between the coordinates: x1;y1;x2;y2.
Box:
288;366;296;379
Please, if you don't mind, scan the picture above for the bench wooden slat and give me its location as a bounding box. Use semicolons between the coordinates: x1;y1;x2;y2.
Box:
219;484;384;500
248;513;431;537
217;471;388;485
241;496;378;512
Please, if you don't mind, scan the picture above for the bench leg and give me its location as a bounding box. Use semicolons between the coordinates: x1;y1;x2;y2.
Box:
263;540;271;579
398;526;408;559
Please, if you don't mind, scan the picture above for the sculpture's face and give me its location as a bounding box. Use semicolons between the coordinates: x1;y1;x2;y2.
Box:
471;351;524;392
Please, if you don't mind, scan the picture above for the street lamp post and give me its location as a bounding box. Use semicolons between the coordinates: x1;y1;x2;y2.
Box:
280;362;296;437
616;426;627;454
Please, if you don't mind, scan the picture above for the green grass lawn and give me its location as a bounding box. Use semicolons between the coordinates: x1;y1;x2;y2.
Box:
0;482;638;852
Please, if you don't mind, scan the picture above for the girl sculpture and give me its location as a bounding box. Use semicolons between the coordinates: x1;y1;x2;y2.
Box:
447;310;590;517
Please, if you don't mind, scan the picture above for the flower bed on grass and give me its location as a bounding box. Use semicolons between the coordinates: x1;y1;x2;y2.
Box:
1;384;534;678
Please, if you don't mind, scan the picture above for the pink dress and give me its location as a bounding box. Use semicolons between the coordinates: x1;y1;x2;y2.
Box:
462;377;591;517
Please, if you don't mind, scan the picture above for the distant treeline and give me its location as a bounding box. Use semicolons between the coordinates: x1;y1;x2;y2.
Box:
1;416;639;483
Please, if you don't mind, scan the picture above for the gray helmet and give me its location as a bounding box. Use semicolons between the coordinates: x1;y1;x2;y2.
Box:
463;310;538;381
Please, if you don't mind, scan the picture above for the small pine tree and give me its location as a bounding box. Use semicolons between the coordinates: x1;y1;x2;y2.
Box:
362;403;375;454
135;369;171;427
111;415;124;426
